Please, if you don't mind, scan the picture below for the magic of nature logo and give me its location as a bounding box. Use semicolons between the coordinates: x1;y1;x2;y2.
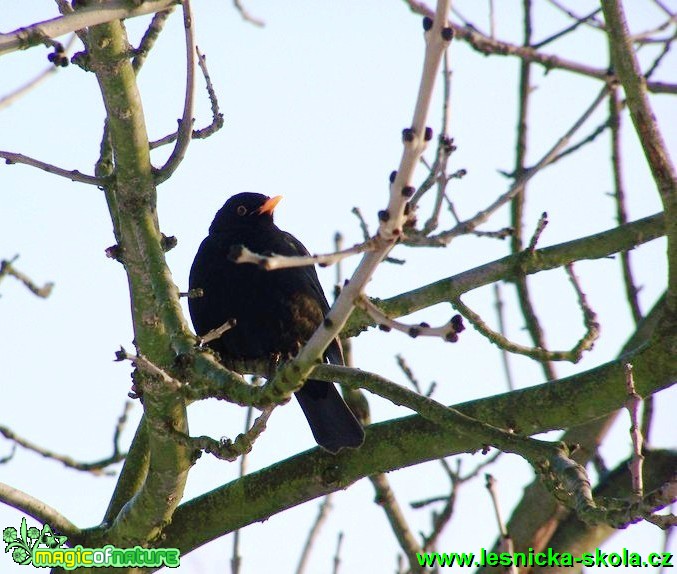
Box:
3;517;180;569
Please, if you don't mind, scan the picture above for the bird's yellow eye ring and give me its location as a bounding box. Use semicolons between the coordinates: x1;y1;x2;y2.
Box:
236;205;247;216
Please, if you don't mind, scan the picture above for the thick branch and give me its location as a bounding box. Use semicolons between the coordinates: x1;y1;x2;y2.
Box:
346;213;665;336
86;15;193;546
158;333;674;556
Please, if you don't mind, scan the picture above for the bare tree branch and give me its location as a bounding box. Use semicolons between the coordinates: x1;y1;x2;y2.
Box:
0;0;178;56
154;0;196;184
0;256;54;298
0;151;103;186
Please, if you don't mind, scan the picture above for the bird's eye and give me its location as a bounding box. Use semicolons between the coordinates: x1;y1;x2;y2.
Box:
236;205;247;216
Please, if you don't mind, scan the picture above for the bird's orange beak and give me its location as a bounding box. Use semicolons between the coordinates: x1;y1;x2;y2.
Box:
257;195;283;216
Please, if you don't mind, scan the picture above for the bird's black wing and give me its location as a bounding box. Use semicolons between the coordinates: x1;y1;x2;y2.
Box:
277;230;345;364
275;230;362;452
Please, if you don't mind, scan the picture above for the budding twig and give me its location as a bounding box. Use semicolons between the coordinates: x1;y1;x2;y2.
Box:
527;212;549;252
357;295;464;342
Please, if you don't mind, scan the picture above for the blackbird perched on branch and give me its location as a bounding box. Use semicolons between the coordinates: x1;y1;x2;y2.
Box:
189;192;365;453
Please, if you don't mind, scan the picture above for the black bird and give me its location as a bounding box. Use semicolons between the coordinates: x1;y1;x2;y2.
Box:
189;192;365;453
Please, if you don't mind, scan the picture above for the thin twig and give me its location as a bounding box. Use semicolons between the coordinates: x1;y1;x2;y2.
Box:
0;151;103;186
154;0;196;184
643;30;676;79
602;0;677;313
0;34;77;110
296;495;334;574
0;256;54;298
115;346;183;392
526;212;549;252
624;364;645;501
545;0;605;30
351;206;371;241
640;395;655;445
0;444;16;464
0;402;131;475
149;47;224;149
370;474;424;573
609;81;643;324
548;115;614;165
493;283;515;391
133;8;175;71
233;0;265;27
485;474;518;574
420;459;459;552
533;8;602;49
511;0;557;383
231;377;261;574
332;532;344;574
396;354;436;397
453;266;600;364
405;85;612;247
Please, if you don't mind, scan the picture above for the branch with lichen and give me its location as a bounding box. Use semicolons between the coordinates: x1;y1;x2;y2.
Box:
81;12;195;548
477;295;669;574
317;362;672;529
155;329;675;556
347;212;665;337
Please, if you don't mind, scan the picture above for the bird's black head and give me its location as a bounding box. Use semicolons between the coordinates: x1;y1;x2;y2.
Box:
209;192;283;234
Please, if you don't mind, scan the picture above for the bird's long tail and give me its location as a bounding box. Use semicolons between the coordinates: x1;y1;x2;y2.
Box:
295;379;365;454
